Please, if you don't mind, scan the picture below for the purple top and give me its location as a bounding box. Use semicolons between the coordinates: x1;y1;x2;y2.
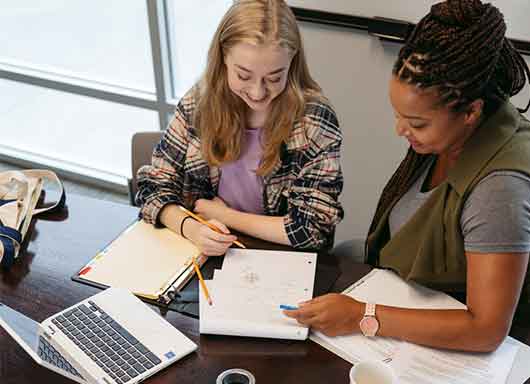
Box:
218;128;264;214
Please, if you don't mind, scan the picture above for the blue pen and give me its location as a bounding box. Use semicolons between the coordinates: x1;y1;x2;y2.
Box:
279;304;299;311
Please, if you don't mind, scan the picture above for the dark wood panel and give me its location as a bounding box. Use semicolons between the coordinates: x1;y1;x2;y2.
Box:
291;7;530;56
1;193;528;383
0;194;359;383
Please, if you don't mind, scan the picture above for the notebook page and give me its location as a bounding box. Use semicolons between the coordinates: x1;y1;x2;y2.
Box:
82;221;201;297
220;248;316;283
200;280;308;339
199;249;316;340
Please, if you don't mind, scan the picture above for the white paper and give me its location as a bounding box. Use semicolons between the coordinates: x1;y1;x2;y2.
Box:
313;332;401;364
220;248;316;286
310;268;524;384
200;280;308;339
310;269;466;364
344;269;466;310
391;339;520;384
199;249;316;340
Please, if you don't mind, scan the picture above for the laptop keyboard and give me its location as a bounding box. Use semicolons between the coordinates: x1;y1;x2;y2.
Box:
38;336;84;378
51;300;162;384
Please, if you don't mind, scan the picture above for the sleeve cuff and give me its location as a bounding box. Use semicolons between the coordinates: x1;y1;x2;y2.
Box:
140;194;183;228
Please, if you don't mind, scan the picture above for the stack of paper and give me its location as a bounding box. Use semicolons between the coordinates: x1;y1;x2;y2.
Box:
310;269;530;384
391;339;520;384
199;248;317;340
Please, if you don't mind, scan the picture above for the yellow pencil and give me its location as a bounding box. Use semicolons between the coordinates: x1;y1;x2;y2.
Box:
192;257;212;306
178;205;246;249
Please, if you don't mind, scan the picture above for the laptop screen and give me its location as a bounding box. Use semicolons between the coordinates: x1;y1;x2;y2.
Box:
0;303;40;357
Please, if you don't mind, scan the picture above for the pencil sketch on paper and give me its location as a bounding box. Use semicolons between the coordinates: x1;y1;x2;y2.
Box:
199;248;318;340
242;267;260;285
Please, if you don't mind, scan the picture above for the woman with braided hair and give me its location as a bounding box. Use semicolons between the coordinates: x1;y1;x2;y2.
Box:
285;0;530;352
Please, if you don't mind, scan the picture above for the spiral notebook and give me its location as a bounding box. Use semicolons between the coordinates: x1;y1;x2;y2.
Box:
199;248;317;340
72;220;205;304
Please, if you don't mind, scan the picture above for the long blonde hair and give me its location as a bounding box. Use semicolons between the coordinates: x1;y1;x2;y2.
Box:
194;0;322;176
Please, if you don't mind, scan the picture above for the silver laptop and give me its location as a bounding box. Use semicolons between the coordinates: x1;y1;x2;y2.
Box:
0;287;197;384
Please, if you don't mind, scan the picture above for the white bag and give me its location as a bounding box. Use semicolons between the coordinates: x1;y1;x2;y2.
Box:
0;169;65;268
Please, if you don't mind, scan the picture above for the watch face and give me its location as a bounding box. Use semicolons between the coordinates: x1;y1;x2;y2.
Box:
360;316;379;336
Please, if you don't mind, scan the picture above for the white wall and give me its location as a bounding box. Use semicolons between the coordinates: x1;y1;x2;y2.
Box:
298;22;530;244
289;1;530;41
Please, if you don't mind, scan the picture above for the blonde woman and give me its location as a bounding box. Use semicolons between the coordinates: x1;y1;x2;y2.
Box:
137;0;343;256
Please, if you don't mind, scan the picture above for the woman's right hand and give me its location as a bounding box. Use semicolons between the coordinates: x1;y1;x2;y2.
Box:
184;218;237;256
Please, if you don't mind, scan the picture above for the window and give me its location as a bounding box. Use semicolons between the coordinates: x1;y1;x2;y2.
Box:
1;1;155;91
167;1;232;98
0;79;158;183
0;1;232;189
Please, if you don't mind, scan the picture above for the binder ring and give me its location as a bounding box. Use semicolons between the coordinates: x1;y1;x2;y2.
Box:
216;368;256;384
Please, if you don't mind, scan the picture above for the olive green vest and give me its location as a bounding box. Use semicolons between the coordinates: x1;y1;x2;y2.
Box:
367;102;530;324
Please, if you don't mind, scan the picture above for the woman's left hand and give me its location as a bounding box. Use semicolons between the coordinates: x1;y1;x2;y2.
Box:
194;197;229;221
283;293;364;337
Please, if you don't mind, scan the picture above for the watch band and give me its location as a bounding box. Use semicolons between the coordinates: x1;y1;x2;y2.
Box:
365;302;376;317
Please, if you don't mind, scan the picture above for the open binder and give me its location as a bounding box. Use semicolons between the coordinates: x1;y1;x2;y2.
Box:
72;220;206;304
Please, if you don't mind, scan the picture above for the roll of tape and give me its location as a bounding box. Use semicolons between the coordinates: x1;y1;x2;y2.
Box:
216;368;256;384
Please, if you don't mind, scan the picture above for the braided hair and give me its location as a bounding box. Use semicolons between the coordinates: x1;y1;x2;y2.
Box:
368;0;530;241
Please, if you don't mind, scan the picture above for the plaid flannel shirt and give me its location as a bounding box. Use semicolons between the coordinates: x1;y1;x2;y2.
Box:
136;89;344;250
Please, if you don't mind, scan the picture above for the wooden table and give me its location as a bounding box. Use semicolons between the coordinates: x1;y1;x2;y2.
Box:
1;193;528;384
